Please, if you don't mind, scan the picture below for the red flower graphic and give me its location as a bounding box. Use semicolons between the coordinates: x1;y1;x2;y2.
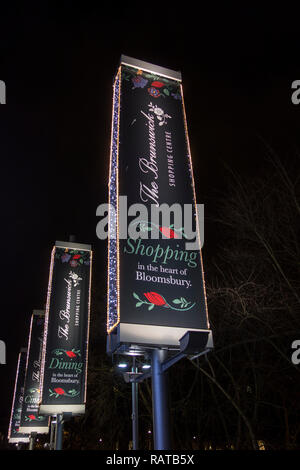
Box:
159;226;179;239
151;81;165;88
73;254;81;259
54;388;65;395
144;292;166;306
28;415;36;420
66;350;76;358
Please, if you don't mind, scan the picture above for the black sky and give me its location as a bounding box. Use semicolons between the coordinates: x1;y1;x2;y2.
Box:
0;3;300;437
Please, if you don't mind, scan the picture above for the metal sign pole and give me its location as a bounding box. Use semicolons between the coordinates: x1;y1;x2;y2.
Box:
151;349;171;450
28;432;37;450
54;413;63;450
131;358;139;450
49;417;55;450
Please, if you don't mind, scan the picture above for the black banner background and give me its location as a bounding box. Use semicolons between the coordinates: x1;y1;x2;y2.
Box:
8;349;29;442
19;313;48;432
118;65;208;330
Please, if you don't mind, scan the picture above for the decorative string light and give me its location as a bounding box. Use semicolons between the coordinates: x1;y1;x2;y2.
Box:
39;245;55;405
8;352;21;440
84;249;93;405
107;68;121;333
180;83;210;329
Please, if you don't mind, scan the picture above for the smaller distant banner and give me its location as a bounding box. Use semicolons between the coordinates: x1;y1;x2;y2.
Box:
8;349;30;443
19;311;49;434
39;241;92;415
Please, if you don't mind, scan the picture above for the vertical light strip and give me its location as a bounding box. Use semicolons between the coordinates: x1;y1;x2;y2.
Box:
24;314;34;382
83;249;93;404
180;83;210;328
39;245;55;405
116;67;121;332
107;67;121;333
8;352;22;440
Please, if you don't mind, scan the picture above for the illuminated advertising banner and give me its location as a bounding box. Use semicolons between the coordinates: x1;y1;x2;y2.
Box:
8;349;30;443
107;56;213;350
19;311;49;434
39;241;92;416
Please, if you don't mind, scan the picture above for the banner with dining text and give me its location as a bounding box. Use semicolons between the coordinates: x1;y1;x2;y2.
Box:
39;241;92;415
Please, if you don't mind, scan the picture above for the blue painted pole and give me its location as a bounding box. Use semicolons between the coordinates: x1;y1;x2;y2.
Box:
151;349;171;450
55;413;63;450
132;358;139;450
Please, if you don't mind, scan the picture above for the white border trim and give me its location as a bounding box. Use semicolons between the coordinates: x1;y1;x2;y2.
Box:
9;437;30;443
118;323;213;348
39;404;85;416
18;425;49;434
120;55;182;82
55;240;91;251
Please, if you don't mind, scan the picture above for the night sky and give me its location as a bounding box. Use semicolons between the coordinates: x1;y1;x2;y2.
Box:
0;3;300;438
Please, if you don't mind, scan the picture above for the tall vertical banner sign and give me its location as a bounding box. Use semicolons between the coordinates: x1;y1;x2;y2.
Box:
39;241;92;415
19;311;49;434
107;56;213;350
8;349;30;443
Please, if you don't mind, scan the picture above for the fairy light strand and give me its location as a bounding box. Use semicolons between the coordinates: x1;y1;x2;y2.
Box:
39;245;55;405
180;83;210;329
107;68;121;333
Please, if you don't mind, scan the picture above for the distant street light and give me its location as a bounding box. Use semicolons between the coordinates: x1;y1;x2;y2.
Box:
117;362;128;368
